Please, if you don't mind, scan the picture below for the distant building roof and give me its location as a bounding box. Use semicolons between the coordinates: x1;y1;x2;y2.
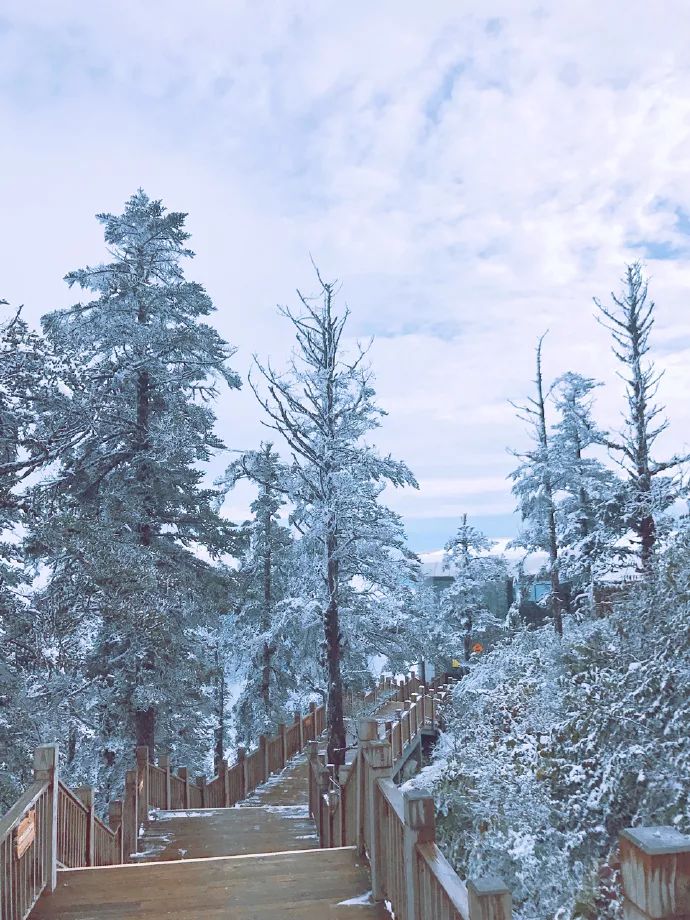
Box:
419;540;549;578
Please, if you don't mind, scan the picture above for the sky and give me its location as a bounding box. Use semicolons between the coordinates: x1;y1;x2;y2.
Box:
2;1;690;552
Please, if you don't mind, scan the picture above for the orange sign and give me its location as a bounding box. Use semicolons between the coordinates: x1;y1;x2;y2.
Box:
14;809;35;859
472;643;484;654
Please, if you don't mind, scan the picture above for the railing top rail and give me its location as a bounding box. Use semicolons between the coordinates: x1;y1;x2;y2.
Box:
417;841;470;920
57;780;89;812
93;813;116;839
0;778;48;841
377;777;405;823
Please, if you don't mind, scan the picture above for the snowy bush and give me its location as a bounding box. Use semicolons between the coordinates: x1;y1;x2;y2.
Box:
417;529;690;919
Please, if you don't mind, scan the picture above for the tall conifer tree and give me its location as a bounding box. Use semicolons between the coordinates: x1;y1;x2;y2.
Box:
33;191;240;772
253;270;417;765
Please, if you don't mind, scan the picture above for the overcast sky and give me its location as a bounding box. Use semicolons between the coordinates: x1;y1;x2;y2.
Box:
2;1;690;552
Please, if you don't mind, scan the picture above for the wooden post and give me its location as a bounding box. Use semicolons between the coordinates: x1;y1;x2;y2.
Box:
220;758;230;807
307;741;319;821
359;718;379;742
74;787;95;866
330;785;342;848
427;689;437;727
159;755;171;810
362;740;393;900
136;746;149;828
356;719;380;855
123;769;138;862
33;744;59;892
309;702;317;739
620;826;690;919
395;705;405;747
295;710;304;752
279;723;287;768
178;767;190;809
468;877;513;919
418;686;427;726
403;790;436;920
195;775;206;807
237;748;247;801
108;799;124;864
318;764;331;847
404;699;413;741
259;734;268;781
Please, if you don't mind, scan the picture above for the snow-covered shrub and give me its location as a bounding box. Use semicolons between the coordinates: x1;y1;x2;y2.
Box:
417;529;690;919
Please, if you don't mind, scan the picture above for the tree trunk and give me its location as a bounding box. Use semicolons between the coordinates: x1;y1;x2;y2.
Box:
135;706;155;753
535;339;564;636
463;612;473;661
260;509;272;716
214;645;225;771
638;507;656;572
325;530;346;767
134;287;157;750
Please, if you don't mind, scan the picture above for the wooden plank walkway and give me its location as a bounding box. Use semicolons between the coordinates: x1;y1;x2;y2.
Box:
134;751;319;861
32;747;388;918
26;680;433;919
30;847;387;918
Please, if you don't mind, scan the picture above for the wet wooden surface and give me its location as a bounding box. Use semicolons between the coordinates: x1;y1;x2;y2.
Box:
30;846;388;919
32;694;403;918
136;805;319;861
136;751;318;861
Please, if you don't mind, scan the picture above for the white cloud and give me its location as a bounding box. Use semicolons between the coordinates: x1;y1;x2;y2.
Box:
2;2;690;548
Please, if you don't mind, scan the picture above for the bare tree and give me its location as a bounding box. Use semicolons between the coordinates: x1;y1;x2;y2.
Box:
510;334;565;635
252;269;416;765
595;263;688;572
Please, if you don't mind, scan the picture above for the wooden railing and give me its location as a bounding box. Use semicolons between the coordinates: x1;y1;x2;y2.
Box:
0;695;328;920
0;768;52;920
309;673;514;920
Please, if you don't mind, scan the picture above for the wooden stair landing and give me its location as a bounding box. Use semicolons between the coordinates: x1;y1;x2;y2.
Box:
30;846;388;919
136;805;320;860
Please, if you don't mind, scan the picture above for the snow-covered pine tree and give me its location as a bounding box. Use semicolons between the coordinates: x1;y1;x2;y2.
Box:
594;263;688;572
442;514;506;660
216;443;294;747
509;334;566;634
31;191;241;781
252;269;418;765
0;302;86;806
550;372;625;604
0;305;47;805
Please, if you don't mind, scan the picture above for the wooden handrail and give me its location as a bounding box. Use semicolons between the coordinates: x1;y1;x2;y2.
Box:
310;670;513;920
0;672;406;920
417;842;471;919
0;779;48;841
1;746;57;920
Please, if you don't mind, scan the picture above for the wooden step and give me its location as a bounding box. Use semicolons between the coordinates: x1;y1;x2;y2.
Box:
137;805;320;860
31;846;388;918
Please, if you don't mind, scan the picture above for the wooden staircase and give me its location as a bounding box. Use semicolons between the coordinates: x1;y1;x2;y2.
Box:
29;714;392;918
2;673;517;920
30;848;383;919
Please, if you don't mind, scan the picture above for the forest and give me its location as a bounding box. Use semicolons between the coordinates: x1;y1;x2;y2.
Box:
1;190;689;920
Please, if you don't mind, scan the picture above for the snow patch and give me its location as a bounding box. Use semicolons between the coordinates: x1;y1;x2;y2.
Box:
337;890;374;906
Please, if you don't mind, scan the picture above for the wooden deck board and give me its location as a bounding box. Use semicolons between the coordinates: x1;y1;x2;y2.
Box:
31;847;388;919
241;752;311;807
137;805;320;860
30;693;410;918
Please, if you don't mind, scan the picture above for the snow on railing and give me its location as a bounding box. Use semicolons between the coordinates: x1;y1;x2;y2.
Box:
308;673;514;920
